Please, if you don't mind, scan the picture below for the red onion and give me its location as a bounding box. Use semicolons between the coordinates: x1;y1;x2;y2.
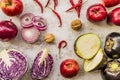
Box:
20;13;34;28
0;20;18;41
32;16;47;31
21;27;40;43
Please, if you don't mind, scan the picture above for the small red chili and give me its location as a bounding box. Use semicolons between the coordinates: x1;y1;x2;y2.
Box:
45;0;50;8
54;0;58;10
48;7;62;27
66;0;82;18
58;40;67;58
66;3;81;12
70;0;80;17
45;0;58;10
34;0;44;13
58;40;67;49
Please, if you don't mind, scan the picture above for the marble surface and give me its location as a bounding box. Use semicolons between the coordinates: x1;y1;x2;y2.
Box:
0;0;120;80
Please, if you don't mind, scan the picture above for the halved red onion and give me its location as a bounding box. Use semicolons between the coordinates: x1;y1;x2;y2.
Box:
32;16;47;31
21;27;40;43
20;13;34;28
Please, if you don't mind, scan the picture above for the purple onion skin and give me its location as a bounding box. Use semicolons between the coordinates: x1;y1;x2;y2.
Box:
0;49;27;80
0;20;18;41
31;51;53;80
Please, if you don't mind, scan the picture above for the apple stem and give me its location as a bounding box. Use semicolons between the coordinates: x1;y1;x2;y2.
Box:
5;0;12;6
67;64;72;68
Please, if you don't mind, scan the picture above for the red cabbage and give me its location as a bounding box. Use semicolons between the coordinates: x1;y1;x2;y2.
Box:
31;48;53;79
0;49;27;80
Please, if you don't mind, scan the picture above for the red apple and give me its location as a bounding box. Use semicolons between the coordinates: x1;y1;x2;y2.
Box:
102;0;120;7
87;4;107;22
108;7;120;26
60;59;79;78
0;0;23;16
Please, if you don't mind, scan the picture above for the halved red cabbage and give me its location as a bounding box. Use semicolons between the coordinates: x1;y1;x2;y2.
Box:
31;48;53;79
0;49;27;80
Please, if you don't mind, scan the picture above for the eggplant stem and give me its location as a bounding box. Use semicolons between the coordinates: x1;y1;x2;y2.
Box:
108;60;120;72
111;63;119;70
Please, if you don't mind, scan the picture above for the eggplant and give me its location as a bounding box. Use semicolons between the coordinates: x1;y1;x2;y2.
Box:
101;60;120;80
74;33;101;59
104;32;120;59
84;49;107;72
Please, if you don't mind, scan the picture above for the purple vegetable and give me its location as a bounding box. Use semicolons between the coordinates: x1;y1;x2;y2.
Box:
32;16;47;31
21;27;41;43
20;13;47;31
0;20;18;41
20;13;34;28
31;48;53;80
0;49;27;80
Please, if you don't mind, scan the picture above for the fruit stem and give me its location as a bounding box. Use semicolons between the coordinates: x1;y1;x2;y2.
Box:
67;64;72;68
6;0;12;6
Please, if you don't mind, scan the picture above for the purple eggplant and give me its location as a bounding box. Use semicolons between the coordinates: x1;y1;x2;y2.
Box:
104;32;120;59
101;60;120;80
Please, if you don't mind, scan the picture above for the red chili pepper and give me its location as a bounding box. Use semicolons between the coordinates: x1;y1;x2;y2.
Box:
69;0;80;17
69;0;79;18
34;0;44;13
66;3;81;12
48;7;62;27
58;40;67;49
45;0;50;8
54;0;58;10
66;0;82;18
58;40;67;58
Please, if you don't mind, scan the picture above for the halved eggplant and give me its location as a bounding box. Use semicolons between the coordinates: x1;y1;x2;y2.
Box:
101;60;120;80
74;33;101;59
84;49;107;72
104;32;120;59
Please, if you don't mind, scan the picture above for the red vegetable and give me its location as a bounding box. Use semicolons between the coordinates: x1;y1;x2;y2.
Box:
66;3;81;12
45;0;58;10
20;13;34;28
58;40;67;49
54;0;58;10
70;0;80;17
0;20;18;41
20;13;47;31
49;7;62;27
66;0;82;18
34;0;43;13
32;16;47;31
45;0;50;8
21;27;40;43
58;40;67;57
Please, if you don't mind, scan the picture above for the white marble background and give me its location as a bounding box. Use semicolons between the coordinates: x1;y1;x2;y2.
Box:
0;0;120;80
